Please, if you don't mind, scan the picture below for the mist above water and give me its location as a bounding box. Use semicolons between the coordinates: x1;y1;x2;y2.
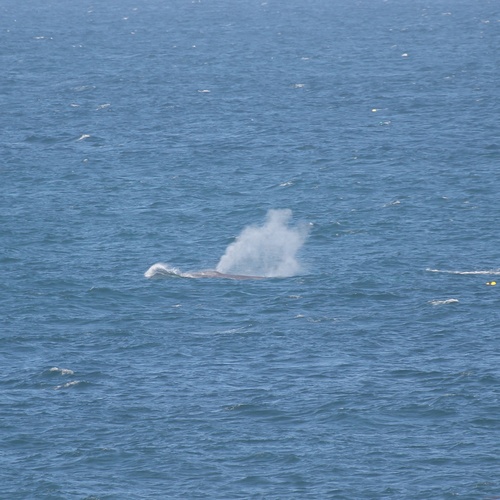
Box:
215;209;309;278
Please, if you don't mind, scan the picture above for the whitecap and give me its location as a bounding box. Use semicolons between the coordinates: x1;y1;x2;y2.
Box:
429;299;459;306
426;268;500;275
54;380;82;390
384;200;401;207
49;367;74;375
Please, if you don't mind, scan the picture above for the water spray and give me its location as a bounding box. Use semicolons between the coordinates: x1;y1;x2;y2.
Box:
145;209;308;279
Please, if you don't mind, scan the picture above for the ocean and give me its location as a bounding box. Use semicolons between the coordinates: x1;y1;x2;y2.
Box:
1;0;499;498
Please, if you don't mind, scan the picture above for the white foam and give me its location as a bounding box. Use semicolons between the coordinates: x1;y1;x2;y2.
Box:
54;380;81;390
49;367;74;375
427;268;500;275
429;298;459;306
144;263;182;278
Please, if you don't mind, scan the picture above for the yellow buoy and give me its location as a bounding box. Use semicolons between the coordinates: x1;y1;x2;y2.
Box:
486;281;497;286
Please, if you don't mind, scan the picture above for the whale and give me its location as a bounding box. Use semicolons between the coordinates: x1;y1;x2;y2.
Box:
184;270;265;280
144;263;265;280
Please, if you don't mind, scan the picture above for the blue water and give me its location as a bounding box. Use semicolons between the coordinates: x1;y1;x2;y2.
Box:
2;0;500;498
